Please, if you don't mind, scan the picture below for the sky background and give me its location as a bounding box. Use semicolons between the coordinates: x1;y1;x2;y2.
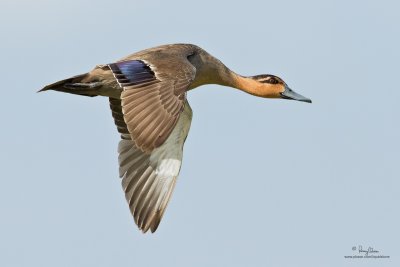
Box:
1;0;399;266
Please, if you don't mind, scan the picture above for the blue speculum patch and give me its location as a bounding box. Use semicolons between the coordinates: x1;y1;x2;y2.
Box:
109;60;156;86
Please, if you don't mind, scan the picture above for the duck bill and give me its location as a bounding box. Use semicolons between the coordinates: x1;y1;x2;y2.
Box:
280;86;312;103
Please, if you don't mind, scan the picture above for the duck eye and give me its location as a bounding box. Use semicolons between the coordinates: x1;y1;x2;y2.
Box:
269;77;277;84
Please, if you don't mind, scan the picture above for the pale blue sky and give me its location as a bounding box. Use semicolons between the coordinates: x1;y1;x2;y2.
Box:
1;0;399;266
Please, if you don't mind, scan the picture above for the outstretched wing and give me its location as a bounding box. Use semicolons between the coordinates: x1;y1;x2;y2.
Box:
108;59;195;153
110;98;193;233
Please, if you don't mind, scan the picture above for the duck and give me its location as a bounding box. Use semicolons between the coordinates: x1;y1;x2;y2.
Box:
40;43;311;233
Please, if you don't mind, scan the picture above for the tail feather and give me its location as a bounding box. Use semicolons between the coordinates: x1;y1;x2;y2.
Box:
39;73;101;97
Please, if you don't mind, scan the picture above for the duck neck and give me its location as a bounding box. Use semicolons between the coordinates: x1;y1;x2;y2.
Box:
208;60;264;97
214;69;265;97
191;51;264;97
229;74;265;97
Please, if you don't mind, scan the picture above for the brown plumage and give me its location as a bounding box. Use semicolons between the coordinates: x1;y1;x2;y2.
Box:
40;43;311;233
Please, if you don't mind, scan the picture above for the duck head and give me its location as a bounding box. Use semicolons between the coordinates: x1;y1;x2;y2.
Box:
248;74;312;103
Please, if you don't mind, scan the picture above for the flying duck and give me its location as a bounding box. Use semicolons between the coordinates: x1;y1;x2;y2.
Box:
40;44;311;233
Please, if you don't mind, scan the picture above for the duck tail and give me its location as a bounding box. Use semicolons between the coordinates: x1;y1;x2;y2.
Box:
38;72;102;97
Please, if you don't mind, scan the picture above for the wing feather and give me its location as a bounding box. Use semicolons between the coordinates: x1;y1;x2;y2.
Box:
109;58;195;152
107;48;196;232
109;99;193;233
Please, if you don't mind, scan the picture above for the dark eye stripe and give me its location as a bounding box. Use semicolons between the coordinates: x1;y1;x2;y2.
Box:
252;75;282;84
261;78;278;84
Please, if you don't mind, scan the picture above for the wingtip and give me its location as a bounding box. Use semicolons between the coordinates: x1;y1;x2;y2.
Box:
150;217;161;233
139;217;159;234
137;216;160;234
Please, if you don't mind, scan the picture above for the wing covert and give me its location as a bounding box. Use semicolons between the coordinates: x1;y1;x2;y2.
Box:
108;59;195;152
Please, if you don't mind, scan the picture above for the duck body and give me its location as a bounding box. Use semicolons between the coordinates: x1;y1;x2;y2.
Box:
40;43;311;233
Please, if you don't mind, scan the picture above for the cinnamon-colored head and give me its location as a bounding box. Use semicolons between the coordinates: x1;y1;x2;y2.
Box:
244;74;311;103
250;74;286;98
